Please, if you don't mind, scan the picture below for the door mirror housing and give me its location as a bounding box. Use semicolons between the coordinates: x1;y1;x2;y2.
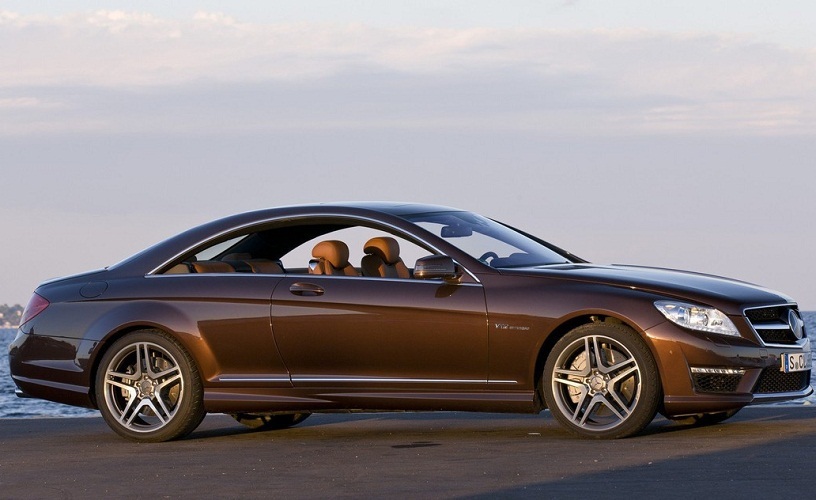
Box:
413;255;462;281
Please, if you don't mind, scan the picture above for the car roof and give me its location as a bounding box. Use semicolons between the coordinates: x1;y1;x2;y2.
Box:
260;201;461;217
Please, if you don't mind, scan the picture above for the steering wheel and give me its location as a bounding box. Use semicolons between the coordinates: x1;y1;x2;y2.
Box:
478;251;499;266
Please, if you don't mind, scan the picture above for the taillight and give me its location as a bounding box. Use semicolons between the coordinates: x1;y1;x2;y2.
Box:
19;292;50;327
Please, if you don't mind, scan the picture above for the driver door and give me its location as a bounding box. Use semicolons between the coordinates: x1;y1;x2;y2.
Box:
270;273;489;390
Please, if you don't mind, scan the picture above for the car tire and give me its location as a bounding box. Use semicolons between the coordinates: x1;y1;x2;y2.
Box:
542;322;660;439
230;412;311;430
95;330;205;442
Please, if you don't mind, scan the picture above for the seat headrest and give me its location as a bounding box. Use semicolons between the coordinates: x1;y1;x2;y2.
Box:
364;237;401;265
312;240;350;268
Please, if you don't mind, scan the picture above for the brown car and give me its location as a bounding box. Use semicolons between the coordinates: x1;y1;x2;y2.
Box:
8;202;812;441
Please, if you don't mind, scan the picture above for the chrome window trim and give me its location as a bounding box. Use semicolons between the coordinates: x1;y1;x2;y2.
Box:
146;213;482;283
145;273;483;287
145;273;284;278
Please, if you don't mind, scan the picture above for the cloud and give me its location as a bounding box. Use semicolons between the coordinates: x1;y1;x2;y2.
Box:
0;96;62;109
1;10;815;136
1;9;815;308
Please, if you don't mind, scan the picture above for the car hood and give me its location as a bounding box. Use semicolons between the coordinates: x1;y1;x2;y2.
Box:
500;263;794;311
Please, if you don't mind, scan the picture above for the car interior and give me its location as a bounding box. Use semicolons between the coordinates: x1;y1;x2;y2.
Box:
161;224;420;279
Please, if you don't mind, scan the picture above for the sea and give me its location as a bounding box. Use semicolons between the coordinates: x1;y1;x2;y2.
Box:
2;313;816;418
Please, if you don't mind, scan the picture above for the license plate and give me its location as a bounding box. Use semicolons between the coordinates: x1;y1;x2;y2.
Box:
781;352;812;373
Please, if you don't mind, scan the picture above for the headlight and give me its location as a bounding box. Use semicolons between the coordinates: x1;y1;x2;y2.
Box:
654;301;740;337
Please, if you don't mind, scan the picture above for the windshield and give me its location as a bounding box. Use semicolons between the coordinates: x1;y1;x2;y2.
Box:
402;211;572;268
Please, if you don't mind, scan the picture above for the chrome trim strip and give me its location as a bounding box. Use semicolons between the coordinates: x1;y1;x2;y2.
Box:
752;322;792;330
146;212;481;283
217;376;518;384
145;273;483;288
216;376;292;383
15;388;32;399
278;275;484;288
148;221;269;275
146;273;283;278
742;302;798;312
750;386;813;403
292;377;517;384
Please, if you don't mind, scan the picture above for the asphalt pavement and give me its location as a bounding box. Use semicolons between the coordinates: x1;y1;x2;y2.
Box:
1;407;815;499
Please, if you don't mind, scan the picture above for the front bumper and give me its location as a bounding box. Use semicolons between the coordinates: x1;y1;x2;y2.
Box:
645;321;812;417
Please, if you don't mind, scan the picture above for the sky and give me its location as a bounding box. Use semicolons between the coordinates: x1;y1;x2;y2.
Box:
1;1;815;309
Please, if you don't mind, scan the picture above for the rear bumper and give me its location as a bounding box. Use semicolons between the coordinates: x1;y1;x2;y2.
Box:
8;332;96;409
15;387;33;399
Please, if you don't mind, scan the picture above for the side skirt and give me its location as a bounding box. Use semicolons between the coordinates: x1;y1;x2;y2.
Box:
203;388;539;414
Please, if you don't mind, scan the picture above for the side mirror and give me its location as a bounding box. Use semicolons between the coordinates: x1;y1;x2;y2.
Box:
413;255;462;281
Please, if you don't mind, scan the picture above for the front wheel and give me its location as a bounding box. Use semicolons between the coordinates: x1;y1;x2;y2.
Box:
95;330;205;442
542;323;661;439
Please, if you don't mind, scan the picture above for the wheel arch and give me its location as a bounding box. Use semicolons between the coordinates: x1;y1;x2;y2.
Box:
533;311;665;406
83;302;209;408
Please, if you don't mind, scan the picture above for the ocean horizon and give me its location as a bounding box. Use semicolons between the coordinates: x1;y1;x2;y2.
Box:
3;312;816;418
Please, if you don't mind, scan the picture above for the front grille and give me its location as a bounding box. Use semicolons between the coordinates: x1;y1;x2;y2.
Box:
753;368;811;394
744;305;802;345
745;307;782;323
760;328;799;344
693;373;742;393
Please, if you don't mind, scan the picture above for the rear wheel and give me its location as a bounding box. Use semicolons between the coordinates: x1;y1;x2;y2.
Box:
95;330;205;442
542;323;661;439
230;412;311;430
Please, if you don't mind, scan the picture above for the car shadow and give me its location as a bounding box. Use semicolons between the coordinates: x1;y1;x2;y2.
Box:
183;407;809;442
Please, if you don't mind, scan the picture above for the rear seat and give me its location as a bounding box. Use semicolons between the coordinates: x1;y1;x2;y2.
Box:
165;255;285;274
165;264;192;274
191;261;235;273
243;259;284;273
222;253;284;274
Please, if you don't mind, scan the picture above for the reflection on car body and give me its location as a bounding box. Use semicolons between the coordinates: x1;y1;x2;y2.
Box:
8;202;811;441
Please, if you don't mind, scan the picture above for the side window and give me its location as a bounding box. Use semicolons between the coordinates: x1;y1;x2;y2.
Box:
161;233;286;275
158;221;434;277
279;225;429;276
193;235;246;261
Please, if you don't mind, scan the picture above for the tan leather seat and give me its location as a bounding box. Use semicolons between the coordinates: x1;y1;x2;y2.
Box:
309;240;358;276
165;263;191;274
191;261;235;273
361;237;410;279
244;259;284;274
222;253;284;274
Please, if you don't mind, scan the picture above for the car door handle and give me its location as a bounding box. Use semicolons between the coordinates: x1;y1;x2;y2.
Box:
289;282;325;296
